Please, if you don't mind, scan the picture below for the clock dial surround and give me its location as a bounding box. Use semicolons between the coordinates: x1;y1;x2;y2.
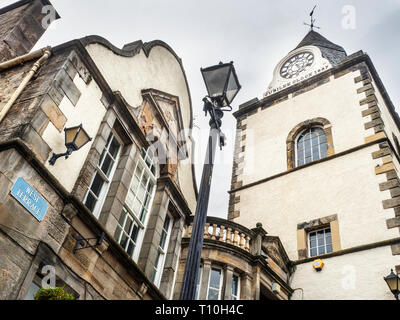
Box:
280;51;315;79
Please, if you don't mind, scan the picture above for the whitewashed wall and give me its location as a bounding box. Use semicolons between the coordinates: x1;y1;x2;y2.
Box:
291;246;399;300
43;73;106;192
85;43;197;212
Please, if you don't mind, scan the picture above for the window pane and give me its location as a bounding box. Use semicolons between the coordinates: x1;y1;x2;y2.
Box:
130;176;140;193
109;138;120;159
326;235;332;245
125;190;134;209
195;267;202;300
90;173;104;196
137;184;146;202
208;289;219;300
136;162;144;178
132;198;142;216
120;234;128;249
127;240;135;257
143;194;151;210
310;248;317;257
118;209;127;225
159;230;167;250
318;246;326;255
114;226;122;242
124;217;133;234
139;208;147;223
231;275;239;299
98;149;106;166
320;143;328;157
163;215;171;231
84;192;97;212
131;224;139;243
209;269;221;289
101;154;114;177
326;244;333;253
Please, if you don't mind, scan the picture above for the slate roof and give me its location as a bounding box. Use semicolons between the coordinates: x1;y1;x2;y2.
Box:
293;30;347;66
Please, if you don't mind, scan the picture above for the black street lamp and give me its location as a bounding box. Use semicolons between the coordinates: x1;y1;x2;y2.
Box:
49;124;92;165
180;62;241;300
384;269;400;300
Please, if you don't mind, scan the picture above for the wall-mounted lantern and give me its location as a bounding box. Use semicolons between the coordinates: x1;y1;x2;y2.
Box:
384;269;399;300
49;124;92;165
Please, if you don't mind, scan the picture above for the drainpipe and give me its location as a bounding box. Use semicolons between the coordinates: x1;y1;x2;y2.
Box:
0;46;52;124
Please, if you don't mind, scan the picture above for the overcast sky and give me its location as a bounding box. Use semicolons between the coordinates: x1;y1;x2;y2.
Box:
2;0;400;219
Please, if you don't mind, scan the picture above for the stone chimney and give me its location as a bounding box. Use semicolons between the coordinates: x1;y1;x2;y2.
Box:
0;0;59;62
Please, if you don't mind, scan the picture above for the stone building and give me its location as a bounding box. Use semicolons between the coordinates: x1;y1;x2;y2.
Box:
0;0;293;300
230;30;400;299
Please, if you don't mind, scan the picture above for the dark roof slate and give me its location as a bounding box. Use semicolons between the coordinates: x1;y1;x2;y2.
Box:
293;30;347;66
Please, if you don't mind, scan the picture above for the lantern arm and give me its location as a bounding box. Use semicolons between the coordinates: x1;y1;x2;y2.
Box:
48;146;75;166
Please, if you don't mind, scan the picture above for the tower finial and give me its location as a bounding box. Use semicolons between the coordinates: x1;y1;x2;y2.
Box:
303;5;321;31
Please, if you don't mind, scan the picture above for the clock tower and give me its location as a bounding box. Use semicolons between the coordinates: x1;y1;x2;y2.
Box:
228;30;400;299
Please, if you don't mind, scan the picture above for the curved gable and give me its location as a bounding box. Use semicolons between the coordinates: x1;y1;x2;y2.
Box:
81;35;197;212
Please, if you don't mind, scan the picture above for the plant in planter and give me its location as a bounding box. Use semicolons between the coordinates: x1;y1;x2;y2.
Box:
34;286;75;300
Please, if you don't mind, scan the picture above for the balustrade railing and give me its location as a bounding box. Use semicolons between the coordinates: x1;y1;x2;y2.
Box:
185;216;253;252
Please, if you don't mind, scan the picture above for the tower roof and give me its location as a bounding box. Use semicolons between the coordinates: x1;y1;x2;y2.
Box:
293;30;347;66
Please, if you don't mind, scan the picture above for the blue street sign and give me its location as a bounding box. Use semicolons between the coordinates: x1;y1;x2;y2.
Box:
10;177;48;221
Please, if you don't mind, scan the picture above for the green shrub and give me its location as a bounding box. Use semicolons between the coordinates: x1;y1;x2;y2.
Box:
34;286;75;300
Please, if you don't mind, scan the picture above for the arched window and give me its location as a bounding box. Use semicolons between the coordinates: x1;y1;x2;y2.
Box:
286;118;334;169
296;127;328;166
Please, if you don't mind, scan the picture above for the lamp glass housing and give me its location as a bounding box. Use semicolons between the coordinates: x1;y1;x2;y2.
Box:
201;62;241;107
384;269;399;294
64;124;91;151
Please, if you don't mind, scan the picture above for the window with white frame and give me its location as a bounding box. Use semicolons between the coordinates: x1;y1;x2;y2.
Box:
207;268;223;300
195;265;203;300
308;227;332;257
113;207;140;258
231;274;240;300
114;148;156;261
296;127;327;167
151;213;173;287
84;132;121;218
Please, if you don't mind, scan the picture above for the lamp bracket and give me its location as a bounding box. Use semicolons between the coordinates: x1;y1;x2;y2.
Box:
203;97;228;150
73;232;105;254
49;146;74;166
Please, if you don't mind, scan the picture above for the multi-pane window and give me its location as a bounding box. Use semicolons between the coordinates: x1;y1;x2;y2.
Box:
231;274;240;300
125;148;156;225
308;227;332;257
296;127;327;167
114;148;156;261
207;268;223;300
84;132;121;218
114;207;140;259
151;214;173;287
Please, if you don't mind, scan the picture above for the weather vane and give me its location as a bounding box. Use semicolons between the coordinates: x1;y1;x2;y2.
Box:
303;5;321;30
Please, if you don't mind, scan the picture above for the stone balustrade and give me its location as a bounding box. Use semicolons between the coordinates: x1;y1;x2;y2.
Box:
185;216;254;252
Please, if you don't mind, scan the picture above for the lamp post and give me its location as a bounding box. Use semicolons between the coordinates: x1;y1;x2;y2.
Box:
180;62;241;300
384;269;400;300
49;124;92;165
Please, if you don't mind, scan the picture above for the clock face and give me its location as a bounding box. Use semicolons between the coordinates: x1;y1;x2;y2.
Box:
280;51;314;79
